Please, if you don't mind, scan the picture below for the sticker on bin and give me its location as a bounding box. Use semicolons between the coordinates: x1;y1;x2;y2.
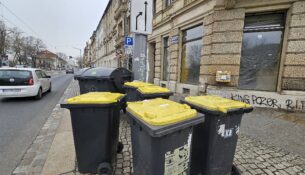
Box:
164;144;190;174
127;98;197;126
67;92;124;104
217;124;240;138
164;133;192;175
185;95;252;113
137;85;171;94
124;81;153;88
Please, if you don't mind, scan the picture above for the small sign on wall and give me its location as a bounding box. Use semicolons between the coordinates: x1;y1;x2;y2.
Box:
171;35;179;45
216;71;231;83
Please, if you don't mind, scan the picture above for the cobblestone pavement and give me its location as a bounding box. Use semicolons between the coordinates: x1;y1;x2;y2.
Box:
70;115;305;175
12;80;78;175
14;81;305;175
235;136;305;175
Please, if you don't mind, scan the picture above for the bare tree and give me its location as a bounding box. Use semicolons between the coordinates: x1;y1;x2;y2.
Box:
56;52;68;60
0;21;11;55
11;28;24;64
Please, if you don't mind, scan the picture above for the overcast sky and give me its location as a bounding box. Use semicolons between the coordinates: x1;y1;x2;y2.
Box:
0;0;108;57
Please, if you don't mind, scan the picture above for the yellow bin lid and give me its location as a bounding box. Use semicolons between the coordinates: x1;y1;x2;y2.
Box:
138;85;171;94
127;98;197;126
67;92;124;104
124;81;153;88
185;95;252;113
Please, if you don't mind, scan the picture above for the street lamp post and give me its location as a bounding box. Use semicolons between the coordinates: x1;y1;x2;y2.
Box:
73;47;82;68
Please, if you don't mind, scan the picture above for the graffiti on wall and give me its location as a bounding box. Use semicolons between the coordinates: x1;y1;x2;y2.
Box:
230;93;305;111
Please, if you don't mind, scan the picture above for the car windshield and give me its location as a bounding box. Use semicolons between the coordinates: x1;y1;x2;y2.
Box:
0;70;31;79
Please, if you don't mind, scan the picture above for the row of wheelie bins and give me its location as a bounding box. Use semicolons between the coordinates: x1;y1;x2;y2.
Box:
62;67;253;175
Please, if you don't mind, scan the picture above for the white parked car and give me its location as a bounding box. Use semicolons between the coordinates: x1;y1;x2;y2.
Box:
0;68;52;99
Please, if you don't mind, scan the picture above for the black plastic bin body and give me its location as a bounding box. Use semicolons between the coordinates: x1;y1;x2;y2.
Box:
124;85;173;102
78;67;133;94
181;100;253;175
74;67;91;80
61;102;123;174
127;111;204;175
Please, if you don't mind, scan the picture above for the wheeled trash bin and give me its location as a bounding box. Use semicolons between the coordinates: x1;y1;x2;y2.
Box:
74;67;91;80
123;81;153;101
127;98;205;175
181;95;253;175
78;67;133;94
137;85;173;100
61;92;126;174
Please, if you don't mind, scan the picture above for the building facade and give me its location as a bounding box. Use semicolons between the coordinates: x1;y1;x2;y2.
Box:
148;0;305;111
84;0;132;69
94;0;118;68
36;50;57;70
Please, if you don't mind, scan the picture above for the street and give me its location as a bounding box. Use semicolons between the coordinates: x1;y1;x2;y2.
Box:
0;74;73;175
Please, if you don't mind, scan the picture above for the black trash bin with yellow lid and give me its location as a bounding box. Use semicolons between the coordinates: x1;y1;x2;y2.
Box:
61;92;126;175
74;67;91;80
123;81;153;101
181;95;253;175
126;98;205;175
78;67;133;94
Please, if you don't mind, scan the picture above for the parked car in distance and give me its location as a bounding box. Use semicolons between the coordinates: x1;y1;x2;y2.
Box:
0;68;52;100
66;68;74;74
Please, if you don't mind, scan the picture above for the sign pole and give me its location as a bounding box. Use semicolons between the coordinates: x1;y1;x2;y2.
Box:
130;0;153;81
132;33;147;81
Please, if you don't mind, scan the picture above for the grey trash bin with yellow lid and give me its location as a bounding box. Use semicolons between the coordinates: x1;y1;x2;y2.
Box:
126;98;205;175
123;81;153;101
181;95;253;175
61;92;126;175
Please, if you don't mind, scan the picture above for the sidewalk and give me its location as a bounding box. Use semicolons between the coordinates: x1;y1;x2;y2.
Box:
13;81;305;175
45;70;65;77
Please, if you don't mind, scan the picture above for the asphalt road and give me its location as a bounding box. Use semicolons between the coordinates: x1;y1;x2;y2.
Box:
0;74;73;175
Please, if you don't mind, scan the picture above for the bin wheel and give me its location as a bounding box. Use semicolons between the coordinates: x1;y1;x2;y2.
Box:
117;142;124;153
97;163;112;175
231;165;241;175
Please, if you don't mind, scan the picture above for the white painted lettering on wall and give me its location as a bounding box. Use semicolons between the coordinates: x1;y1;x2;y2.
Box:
230;93;305;111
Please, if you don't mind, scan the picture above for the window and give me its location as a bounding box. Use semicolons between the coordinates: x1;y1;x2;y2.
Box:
181;25;203;85
35;70;43;79
163;37;170;81
239;13;285;91
153;0;157;15
165;0;172;8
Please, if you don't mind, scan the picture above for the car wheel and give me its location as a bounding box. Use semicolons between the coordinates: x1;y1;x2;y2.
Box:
35;88;42;100
47;83;52;93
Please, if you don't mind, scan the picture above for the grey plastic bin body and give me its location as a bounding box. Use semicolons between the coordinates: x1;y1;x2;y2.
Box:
181;100;253;175
61;101;124;174
78;67;133;94
126;110;204;175
123;85;173;102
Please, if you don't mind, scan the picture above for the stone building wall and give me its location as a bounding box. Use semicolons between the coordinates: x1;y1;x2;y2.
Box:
148;0;305;110
200;9;245;89
283;1;305;91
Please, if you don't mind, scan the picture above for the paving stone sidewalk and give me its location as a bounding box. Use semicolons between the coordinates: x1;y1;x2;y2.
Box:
13;81;305;175
12;80;78;175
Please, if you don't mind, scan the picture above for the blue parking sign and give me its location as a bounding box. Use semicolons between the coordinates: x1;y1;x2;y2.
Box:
125;37;133;46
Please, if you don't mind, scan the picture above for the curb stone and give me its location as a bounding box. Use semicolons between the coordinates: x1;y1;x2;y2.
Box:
12;80;78;175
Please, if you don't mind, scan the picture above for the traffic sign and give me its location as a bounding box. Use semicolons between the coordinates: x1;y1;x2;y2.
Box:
125;37;134;46
130;0;153;35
